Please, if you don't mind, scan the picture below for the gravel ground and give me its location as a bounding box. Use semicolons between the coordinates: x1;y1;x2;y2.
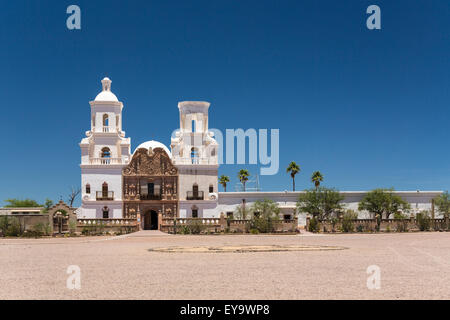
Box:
1;231;450;300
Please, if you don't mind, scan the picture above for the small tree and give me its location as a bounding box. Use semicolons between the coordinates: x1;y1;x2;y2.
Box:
219;175;230;192
311;171;324;190
297;187;344;220
286;161;301;191
238;169;250;192
358;188;410;220
434;191;450;218
250;199;280;233
234;202;250;220
68;186;81;207
41;198;54;213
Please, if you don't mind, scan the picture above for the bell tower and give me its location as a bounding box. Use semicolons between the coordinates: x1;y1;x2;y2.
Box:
78;77;131;219
171;101;219;218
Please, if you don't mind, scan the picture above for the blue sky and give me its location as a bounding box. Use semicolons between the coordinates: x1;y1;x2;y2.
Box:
0;0;448;206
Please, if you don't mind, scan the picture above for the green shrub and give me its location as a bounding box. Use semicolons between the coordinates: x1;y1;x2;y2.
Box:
0;216;9;236
249;216;276;233
5;218;22;237
395;220;408;232
69;220;77;235
308;217;320;233
342;212;358;233
356;224;364;232
416;211;431;231
32;223;45;237
250;228;259;234
187;219;204;234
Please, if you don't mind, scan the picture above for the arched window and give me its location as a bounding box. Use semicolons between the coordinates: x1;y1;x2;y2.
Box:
102;206;109;219
191;147;199;164
103;114;109;126
86;184;91;194
209;185;214;193
101;147;111;158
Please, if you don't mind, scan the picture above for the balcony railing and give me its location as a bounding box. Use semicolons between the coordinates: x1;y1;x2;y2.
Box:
173;157;218;165
140;194;162;200
186;191;204;200
96;191;114;201
102;126;110;132
89;158;123;165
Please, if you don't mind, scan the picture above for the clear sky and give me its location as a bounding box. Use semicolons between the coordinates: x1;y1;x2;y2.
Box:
0;0;448;206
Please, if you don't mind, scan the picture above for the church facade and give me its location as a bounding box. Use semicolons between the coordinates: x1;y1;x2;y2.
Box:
78;78;442;229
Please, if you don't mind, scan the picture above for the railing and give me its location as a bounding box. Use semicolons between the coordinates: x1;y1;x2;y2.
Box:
102;126;109;132
160;216;298;234
173;158;218;165
96;191;114;201
140;194;162;200
89;158;123;165
186;191;204;200
78;218;137;226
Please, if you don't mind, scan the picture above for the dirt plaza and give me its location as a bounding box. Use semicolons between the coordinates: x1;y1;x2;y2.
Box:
1;231;450;300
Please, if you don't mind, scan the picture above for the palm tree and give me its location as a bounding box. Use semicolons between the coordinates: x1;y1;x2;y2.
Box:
238;169;250;192
286;161;300;191
311;171;324;190
219;175;230;192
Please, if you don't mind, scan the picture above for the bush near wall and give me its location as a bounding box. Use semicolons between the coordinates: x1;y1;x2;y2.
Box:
306;215;450;233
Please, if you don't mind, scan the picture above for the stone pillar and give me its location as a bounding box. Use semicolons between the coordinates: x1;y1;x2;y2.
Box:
158;212;163;231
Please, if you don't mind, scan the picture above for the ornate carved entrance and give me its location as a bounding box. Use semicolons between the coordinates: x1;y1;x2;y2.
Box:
122;146;179;230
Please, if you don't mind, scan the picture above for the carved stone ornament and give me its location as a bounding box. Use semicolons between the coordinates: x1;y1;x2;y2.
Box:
123;147;178;176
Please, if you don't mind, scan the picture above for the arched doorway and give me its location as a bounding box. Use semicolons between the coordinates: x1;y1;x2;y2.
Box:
144;210;158;230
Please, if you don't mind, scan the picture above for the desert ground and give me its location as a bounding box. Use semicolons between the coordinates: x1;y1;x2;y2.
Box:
1;231;450;300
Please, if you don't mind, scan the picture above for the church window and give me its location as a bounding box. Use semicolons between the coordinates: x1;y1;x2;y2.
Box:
192;206;198;218
103;114;109;126
102;182;109;197
102;206;109;219
209;185;214;193
191;147;199;164
101;147;111;158
86;184;91;194
193;184;199;196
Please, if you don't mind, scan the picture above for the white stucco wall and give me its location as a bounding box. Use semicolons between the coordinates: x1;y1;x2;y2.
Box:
216;191;443;226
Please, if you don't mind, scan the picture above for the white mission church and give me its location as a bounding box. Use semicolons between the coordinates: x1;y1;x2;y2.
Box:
78;77;441;229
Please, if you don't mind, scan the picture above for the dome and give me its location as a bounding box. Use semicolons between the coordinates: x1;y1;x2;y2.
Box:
95;91;119;102
94;77;119;102
134;140;171;158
